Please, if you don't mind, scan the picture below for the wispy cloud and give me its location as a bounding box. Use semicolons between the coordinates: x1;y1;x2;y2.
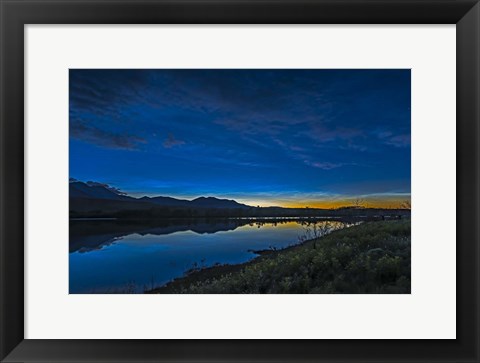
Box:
375;129;410;148
304;161;346;170
384;134;410;148
70;121;146;150
303;160;363;170
308;126;363;143
163;133;185;148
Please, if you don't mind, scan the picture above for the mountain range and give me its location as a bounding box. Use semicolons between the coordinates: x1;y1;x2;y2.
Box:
70;180;250;209
69;180;411;219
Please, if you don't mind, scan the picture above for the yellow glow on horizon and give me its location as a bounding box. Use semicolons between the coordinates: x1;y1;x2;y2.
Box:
236;197;410;209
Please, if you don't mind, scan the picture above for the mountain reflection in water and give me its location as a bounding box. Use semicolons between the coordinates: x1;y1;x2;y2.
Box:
69;218;351;293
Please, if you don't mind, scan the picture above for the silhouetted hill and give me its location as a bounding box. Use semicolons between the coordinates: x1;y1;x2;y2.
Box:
190;196;249;209
139;196;191;207
70;179;250;211
70;181;134;201
139;196;249;209
70;197;155;214
69;179;411;219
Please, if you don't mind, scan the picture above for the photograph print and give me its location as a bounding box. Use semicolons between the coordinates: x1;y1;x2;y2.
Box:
69;69;411;294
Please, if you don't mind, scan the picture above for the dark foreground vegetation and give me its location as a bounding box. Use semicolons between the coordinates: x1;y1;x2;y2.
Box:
150;219;411;294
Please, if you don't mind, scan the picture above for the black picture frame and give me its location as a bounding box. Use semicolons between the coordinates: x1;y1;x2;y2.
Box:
1;0;479;362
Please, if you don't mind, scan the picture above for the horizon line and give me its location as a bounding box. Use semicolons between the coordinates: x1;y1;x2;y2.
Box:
70;179;411;210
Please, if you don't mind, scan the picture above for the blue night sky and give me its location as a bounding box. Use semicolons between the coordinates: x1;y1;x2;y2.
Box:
69;69;410;208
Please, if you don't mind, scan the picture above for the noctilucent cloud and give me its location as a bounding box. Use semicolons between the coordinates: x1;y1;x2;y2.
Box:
69;69;411;208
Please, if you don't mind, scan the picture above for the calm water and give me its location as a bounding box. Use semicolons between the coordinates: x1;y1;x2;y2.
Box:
69;218;348;293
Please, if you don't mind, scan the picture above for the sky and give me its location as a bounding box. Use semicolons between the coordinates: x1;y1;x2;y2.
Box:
69;69;411;208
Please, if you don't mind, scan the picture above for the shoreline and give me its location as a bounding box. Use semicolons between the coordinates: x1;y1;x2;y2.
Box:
147;227;330;293
147;219;411;294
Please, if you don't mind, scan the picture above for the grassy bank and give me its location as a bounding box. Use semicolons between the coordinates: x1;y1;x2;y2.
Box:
150;219;411;294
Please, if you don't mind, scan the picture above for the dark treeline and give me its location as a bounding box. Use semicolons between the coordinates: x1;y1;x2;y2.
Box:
70;198;410;219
